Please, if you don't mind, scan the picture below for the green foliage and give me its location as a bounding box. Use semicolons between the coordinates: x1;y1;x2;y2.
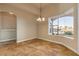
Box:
64;31;72;35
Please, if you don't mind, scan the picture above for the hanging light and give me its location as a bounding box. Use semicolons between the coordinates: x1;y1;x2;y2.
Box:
37;17;41;21
36;3;45;22
42;17;45;21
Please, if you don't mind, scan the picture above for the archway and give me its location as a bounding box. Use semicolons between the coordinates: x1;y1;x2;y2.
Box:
0;12;17;44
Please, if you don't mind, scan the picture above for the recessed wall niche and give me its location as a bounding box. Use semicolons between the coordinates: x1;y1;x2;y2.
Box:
0;12;16;42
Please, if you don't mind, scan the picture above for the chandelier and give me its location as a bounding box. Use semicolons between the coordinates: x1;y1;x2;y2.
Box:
36;3;45;22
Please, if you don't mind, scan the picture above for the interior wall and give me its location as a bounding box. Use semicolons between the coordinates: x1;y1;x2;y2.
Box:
38;3;78;53
77;4;79;52
0;4;37;42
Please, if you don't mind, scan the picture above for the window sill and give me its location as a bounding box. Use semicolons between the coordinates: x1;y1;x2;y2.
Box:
49;35;74;40
62;36;74;39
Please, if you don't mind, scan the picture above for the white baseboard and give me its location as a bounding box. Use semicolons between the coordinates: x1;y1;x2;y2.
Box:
38;38;79;55
17;37;36;43
0;38;16;42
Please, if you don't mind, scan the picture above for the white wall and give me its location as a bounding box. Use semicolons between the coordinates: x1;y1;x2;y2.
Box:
17;14;37;42
0;4;37;42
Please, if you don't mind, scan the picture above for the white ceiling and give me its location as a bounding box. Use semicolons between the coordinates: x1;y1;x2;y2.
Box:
0;3;59;16
0;3;73;16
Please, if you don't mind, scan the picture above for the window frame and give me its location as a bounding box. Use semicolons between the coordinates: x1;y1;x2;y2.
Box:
48;16;74;39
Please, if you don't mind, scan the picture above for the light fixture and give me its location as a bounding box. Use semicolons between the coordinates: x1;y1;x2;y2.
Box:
36;3;45;22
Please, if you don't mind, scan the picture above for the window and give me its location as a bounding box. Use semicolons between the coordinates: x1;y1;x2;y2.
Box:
48;16;74;37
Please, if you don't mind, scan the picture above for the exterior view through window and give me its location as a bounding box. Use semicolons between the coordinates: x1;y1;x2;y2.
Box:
48;16;74;38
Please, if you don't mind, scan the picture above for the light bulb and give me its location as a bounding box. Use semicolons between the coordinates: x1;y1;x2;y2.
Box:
42;17;45;21
37;17;41;21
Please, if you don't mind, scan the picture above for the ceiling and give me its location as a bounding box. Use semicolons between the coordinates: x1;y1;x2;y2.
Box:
7;3;54;15
0;3;59;16
0;3;73;16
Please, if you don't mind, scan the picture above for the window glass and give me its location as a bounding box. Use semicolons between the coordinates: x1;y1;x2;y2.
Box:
48;16;73;38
